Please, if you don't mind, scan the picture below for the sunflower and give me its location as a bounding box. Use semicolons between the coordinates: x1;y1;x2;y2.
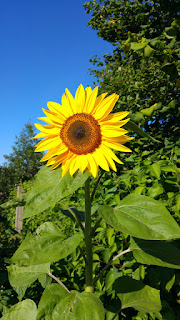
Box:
34;85;132;178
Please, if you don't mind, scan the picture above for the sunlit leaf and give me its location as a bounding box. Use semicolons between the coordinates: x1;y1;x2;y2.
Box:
23;166;89;219
8;263;50;287
37;284;105;320
11;222;82;265
0;299;37;320
98;194;180;240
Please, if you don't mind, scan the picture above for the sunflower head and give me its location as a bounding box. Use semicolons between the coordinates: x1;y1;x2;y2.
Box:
34;85;132;177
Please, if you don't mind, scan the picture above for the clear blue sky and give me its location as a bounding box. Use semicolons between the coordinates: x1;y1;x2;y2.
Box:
0;0;113;165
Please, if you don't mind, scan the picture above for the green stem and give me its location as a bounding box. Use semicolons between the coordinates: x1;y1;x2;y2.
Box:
84;177;94;293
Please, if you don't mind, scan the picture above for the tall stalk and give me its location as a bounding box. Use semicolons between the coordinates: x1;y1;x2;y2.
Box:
84;177;94;293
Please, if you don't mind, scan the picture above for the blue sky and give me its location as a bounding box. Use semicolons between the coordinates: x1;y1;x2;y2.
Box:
0;0;113;165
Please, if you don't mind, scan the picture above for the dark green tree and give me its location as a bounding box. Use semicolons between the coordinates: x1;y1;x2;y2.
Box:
0;122;42;203
84;0;180;141
0;166;15;204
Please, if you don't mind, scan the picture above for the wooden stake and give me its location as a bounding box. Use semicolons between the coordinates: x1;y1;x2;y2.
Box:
15;186;24;233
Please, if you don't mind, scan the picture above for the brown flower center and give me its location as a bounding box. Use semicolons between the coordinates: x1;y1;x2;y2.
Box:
60;113;102;155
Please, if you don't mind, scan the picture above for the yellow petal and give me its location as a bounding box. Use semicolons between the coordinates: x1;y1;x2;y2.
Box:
84;86;92;110
87;154;98;178
101;127;128;138
69;156;79;176
101;143;123;164
40;144;68;162
46;157;56;166
61;93;74;116
92;92;108;113
93;94;119;120
35;136;61;152
103;152;117;171
42;108;65;125
101;118;130;127
38;117;54;125
33;132;48;139
71;158;82;176
102;111;130;123
104;140;132;153
65;88;76;113
85;86;98;113
47;102;66;118
75;84;85;113
61;158;72;177
79;155;88;173
35;123;60;134
106;136;133;143
51;150;69;169
93;148;109;172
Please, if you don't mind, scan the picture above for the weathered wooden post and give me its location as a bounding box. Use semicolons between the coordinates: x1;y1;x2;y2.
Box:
15;186;24;233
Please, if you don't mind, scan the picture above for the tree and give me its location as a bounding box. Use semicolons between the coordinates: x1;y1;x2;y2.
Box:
0;121;42;203
84;0;180;142
0;166;15;204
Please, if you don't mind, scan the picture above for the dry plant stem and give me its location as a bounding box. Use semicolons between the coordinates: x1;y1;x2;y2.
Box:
48;272;70;293
93;248;131;285
84;177;94;293
58;201;85;233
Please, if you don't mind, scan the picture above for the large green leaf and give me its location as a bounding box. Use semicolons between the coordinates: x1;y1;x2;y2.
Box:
114;276;161;313
23;166;89;219
98;194;180;240
52;292;105;320
131;237;180;269
37;284;105;320
37;284;69;320
124;120;160;142
0;299;37;320
11;222;82;265
8;263;50;287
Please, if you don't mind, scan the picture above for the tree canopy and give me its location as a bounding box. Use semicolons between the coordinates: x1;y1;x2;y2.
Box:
0;122;42;203
84;0;180;143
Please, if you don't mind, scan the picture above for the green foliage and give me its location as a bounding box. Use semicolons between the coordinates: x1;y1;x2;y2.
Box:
3;121;42;183
2;166;180;319
84;0;180;144
0;167;15;204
